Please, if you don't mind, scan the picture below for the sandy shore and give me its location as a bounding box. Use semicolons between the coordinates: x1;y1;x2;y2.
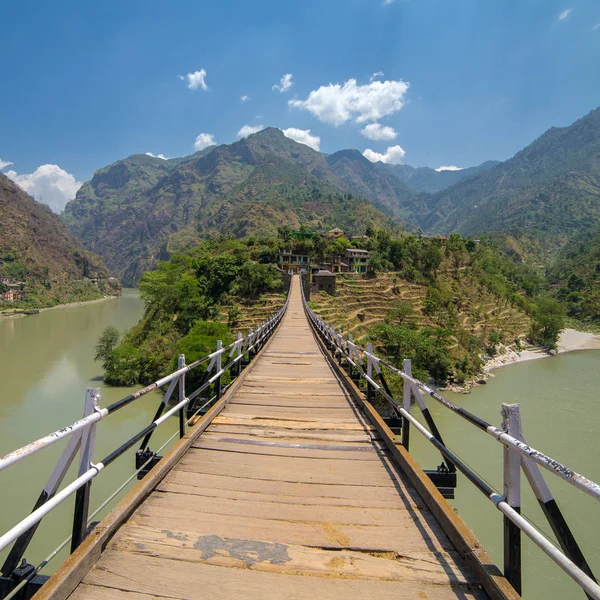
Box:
483;329;600;373
0;294;119;320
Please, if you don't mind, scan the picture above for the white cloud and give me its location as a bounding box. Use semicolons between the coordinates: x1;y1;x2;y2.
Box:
241;95;250;102
289;78;409;126
272;73;293;93
237;124;264;138
181;69;208;90
435;165;464;172
593;22;600;30
6;164;82;213
383;0;395;5
145;152;168;160
360;123;397;141
369;71;385;82
281;128;321;151
194;133;215;151
363;145;406;165
0;158;13;170
559;8;571;20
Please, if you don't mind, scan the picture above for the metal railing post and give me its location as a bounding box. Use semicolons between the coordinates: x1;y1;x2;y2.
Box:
236;332;243;376
71;388;100;552
502;403;522;595
215;340;223;400
401;359;412;450
178;355;186;439
366;343;374;403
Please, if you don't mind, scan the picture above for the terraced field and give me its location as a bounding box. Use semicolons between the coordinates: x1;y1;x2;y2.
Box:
309;272;531;349
220;292;288;334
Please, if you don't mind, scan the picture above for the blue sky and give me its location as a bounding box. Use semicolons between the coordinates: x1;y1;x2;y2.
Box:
1;0;599;211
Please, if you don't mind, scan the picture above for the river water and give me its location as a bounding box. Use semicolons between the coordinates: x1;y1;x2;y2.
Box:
0;293;598;598
0;290;178;574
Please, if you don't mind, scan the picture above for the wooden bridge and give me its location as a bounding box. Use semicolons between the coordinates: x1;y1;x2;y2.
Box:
2;276;598;600
30;276;511;600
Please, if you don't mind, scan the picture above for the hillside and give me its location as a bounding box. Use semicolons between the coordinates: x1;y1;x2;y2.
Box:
308;233;539;387
325;149;426;223
64;129;396;285
422;107;600;244
546;231;600;323
385;161;500;194
0;173;117;310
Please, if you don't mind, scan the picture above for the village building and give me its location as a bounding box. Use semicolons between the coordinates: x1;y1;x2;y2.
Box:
278;251;311;274
312;269;337;295
345;248;371;273
328;255;350;273
327;227;345;240
0;289;21;303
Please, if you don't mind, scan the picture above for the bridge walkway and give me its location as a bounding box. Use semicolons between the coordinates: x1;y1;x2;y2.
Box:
65;276;489;600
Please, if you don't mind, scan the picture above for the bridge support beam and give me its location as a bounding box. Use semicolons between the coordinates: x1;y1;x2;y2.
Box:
502;403;522;596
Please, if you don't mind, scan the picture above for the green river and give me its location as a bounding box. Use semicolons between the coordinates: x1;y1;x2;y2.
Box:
0;291;598;598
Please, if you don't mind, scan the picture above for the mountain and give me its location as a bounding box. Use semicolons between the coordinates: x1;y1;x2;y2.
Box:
64;129;395;284
0;173;116;308
385;161;501;194
422;107;600;241
325;149;427;224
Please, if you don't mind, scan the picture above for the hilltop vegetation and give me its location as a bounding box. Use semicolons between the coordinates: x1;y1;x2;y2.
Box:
309;231;563;386
0;173;118;311
97;236;290;385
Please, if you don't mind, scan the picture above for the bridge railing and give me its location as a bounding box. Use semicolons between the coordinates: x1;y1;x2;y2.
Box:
301;279;599;600
0;292;289;599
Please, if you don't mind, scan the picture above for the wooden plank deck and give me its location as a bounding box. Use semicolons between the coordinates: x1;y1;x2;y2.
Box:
59;276;499;599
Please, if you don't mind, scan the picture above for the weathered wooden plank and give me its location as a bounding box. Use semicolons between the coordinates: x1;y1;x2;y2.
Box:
81;551;488;600
207;424;380;442
191;435;386;460
142;488;435;528
159;470;424;507
111;524;481;587
131;503;456;555
212;416;376;431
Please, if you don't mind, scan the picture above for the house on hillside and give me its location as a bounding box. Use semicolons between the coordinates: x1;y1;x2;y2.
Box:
278;251;311;274
345;248;371;273
312;269;337;295
327;228;345;239
0;289;21;302
329;256;350;273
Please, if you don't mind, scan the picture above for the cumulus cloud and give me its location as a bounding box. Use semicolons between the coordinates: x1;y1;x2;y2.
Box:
0;158;13;170
363;145;406;165
281;128;321;151
237;124;264;137
559;8;571;20
180;69;208;90
6;164;82;213
241;95;250;102
435;165;464;172
272;73;293;93
360;123;397;141
145;152;168;160
194;133;215;151
289;78;409;126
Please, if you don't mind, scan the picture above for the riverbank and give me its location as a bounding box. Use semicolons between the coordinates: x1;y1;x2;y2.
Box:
0;294;120;320
445;328;600;393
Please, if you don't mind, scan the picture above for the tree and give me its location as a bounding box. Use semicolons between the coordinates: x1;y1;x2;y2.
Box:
94;326;120;368
528;298;565;350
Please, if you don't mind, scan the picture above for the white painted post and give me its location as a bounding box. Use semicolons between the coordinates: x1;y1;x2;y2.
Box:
502;403;522;594
215;340;223;399
178;355;186;438
402;359;412;450
71;387;100;551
